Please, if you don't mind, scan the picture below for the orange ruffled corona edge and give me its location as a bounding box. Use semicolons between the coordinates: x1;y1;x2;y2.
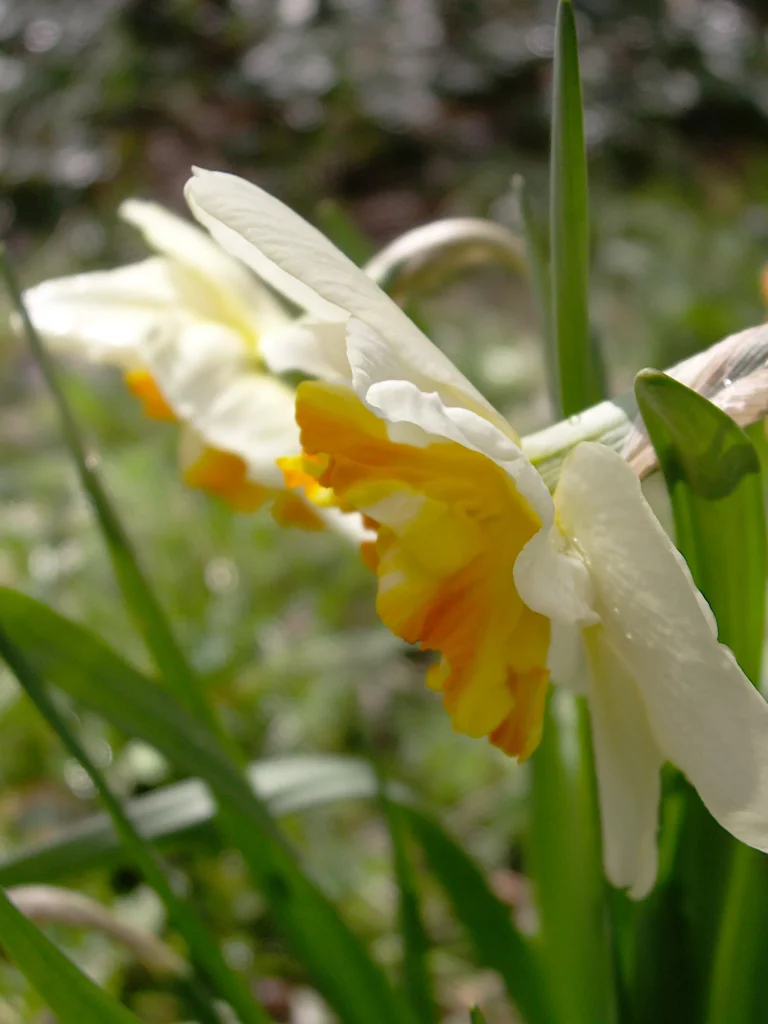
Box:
285;379;552;761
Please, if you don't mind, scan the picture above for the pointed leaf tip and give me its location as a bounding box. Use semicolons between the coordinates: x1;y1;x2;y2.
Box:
635;370;760;500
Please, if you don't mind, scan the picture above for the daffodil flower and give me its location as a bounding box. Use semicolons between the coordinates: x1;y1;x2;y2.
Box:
185;167;768;899
21;199;349;531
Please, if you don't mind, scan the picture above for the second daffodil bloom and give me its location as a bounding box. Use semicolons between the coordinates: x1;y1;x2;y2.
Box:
185;167;768;899
21;199;344;530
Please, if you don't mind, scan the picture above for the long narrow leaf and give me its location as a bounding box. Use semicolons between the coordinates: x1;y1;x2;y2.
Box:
404;808;556;1024
0;750;556;1023
0;588;415;1024
635;370;768;1024
0;757;388;886
0;885;142;1024
513;174;556;411
0;624;266;1024
379;783;436;1024
549;0;593;417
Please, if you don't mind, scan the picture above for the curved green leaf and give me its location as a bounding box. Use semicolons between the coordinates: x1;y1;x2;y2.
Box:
635;370;768;1024
0;885;141;1024
0;588;415;1024
379;783;436;1024
0;624;266;1024
635;370;765;685
0;749;554;1022
404;808;556;1024
0;756;385;886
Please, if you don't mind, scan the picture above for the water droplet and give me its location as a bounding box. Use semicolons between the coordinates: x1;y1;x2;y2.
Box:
722;377;733;388
568;415;581;427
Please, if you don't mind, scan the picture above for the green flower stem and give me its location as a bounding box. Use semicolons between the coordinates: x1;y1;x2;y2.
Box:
0;246;240;765
705;846;768;1024
702;425;768;1024
0;624;270;1024
530;693;617;1024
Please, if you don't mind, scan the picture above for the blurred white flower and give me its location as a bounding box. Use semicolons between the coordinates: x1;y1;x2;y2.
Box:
22;200;360;534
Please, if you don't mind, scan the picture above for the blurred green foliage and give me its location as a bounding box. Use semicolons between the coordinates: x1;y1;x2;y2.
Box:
3;1;768;1021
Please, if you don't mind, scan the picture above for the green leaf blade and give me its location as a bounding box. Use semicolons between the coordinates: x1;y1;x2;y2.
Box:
0;624;267;1024
0;886;142;1024
635;369;768;1024
0;589;415;1024
550;0;594;417
405;808;556;1024
635;369;766;681
379;785;436;1024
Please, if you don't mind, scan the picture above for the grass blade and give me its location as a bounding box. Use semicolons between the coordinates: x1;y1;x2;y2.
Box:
379;782;436;1024
0;623;267;1024
513;174;557;412
404;808;556;1024
0;885;142;1024
0;756;388;886
0;587;414;1024
549;0;593;417
0;726;553;1024
635;370;768;1024
470;1009;488;1024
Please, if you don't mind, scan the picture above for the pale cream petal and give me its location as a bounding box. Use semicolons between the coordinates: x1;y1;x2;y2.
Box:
513;525;597;629
315;506;376;544
121;198;291;337
141;319;300;486
584;625;663;899
184;169;494;412
556;442;768;855
259;318;351;382
345;316;511;432
21;259;181;365
547;622;589;694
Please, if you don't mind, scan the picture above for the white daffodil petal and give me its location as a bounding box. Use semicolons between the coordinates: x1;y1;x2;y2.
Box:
121;198;290;337
315;505;376;544
513;526;598;629
346;317;510;432
260;318;351;383
547;622;589;694
584;625;663;900
141;319;300;486
184;169;494;412
184;175;344;321
556;441;768;855
22;258;182;365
